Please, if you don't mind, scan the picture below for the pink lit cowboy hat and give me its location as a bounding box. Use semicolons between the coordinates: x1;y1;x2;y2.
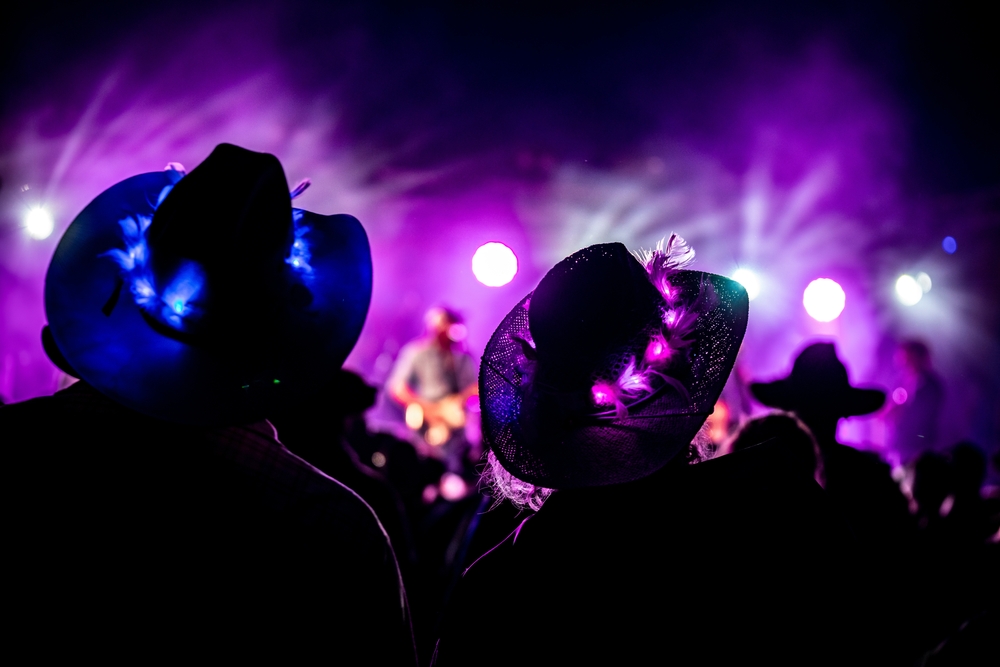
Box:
479;238;749;489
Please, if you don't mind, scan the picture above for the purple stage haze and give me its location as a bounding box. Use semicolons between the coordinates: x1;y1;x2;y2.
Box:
1;2;997;462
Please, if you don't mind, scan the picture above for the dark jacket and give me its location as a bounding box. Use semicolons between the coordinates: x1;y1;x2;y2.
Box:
435;439;878;666
2;382;416;663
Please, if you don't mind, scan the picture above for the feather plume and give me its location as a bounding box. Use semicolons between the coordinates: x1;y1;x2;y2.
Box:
290;178;312;199
589;236;699;417
633;233;695;302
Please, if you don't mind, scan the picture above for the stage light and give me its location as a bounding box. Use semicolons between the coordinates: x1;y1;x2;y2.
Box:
472;242;518;287
25;207;54;240
802;278;845;322
895;275;923;306
942;236;957;254
915;272;932;293
731;268;760;301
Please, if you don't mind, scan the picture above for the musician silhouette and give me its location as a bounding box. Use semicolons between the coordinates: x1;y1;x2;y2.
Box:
387;306;479;475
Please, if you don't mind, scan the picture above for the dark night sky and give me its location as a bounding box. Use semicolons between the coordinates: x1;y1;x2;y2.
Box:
3;1;998;194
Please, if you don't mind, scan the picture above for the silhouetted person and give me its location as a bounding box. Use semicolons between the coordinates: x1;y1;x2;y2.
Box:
892;339;945;464
718;411;824;486
948;442;992;545
269;369;416;570
388;306;479;475
906;448;998;656
2;145;414;663
910;451;954;532
436;241;868;666
751;343;911;551
751;343;921;663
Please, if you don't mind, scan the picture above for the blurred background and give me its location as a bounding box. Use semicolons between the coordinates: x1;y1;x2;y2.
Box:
1;0;997;468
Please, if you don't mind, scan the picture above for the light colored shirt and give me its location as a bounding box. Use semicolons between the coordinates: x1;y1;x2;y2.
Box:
388;340;478;403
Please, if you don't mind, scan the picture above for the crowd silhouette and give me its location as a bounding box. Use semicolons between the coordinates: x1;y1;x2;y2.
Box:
2;146;996;665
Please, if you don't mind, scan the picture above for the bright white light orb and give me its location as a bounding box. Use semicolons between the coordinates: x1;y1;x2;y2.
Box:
472;242;518;287
803;278;846;322
895;275;923;306
731;268;760;301
915;272;932;293
25;207;54;240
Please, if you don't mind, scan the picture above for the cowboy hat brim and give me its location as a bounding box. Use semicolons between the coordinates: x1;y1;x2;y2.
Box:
45;170;372;426
750;379;886;418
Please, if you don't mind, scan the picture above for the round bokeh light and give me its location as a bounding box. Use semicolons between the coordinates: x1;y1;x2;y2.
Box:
472;242;518;287
895;275;923;306
731;268;760;301
942;236;957;254
25;207;55;240
802;278;846;322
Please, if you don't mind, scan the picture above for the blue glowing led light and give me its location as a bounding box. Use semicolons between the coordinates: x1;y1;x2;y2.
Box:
101;183;205;330
285;208;313;274
101;213;157;309
942;236;957;254
159;261;205;326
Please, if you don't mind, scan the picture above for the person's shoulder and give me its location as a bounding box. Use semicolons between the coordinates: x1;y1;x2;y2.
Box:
0;382;116;428
208;421;393;540
397;339;430;357
827;443;899;489
831;442;888;468
389;339;430;372
697;437;817;485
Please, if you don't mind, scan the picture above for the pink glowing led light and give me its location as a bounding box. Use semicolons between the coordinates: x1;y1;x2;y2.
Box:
644;335;673;364
587;235;699;417
592;383;616;406
472;242;518;287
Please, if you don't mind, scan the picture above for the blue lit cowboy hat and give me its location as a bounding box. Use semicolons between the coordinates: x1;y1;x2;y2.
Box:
43;143;373;426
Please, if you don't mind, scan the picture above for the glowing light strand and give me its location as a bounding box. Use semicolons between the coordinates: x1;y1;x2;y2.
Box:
101;212;158;309
285;208;313;273
590;234;698;418
101;175;313;330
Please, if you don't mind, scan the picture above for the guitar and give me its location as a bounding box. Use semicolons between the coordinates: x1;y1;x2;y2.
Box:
405;394;469;446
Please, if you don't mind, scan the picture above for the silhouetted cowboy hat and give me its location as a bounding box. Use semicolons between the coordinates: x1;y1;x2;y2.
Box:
44;143;372;426
479;239;748;489
750;342;885;418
